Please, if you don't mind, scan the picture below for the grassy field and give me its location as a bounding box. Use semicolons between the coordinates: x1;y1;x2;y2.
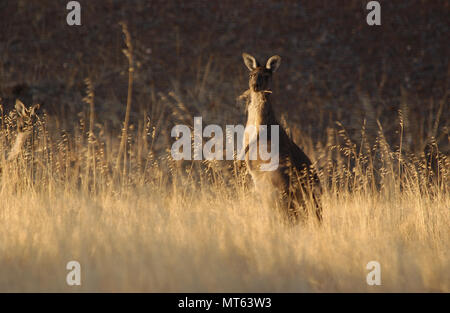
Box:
0;106;448;292
0;1;448;292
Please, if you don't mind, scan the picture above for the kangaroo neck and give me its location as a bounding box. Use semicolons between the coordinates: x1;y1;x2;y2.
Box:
246;91;277;127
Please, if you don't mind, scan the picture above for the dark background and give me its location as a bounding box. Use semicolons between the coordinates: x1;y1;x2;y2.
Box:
0;0;448;155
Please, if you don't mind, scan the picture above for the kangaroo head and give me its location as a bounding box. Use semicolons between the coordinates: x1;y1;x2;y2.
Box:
242;53;281;92
15;99;40;133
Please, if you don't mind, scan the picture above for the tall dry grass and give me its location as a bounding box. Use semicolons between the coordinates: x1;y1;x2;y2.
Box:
0;93;448;292
0;3;448;291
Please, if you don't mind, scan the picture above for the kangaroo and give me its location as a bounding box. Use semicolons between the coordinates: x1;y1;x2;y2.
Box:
241;53;322;224
6;99;40;161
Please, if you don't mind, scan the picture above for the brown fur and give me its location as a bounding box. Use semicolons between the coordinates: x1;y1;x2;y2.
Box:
241;53;322;224
6;99;40;161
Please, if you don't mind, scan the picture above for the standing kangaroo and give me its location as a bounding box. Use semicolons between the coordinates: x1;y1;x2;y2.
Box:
241;53;322;223
6;99;40;161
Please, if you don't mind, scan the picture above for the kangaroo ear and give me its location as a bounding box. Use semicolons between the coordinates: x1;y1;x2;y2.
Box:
15;99;27;117
30;103;40;116
242;53;259;71
266;55;281;72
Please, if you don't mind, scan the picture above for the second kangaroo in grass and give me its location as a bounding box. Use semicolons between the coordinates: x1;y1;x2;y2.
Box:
6;99;40;161
241;53;322;224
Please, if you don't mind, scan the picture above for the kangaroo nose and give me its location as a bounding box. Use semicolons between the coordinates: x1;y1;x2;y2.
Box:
252;75;264;91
